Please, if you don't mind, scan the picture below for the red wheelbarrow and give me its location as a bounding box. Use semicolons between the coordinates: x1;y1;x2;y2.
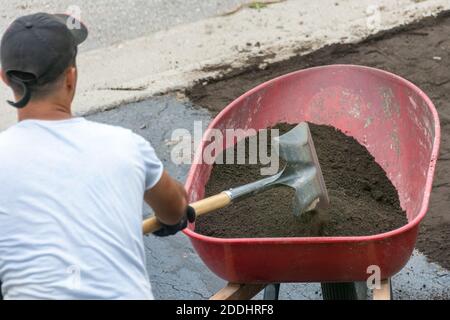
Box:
183;65;440;299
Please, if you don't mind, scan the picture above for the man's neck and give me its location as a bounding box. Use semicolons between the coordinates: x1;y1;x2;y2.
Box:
17;101;72;122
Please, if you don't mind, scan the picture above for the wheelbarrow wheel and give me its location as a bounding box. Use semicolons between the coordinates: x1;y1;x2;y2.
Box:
321;282;368;300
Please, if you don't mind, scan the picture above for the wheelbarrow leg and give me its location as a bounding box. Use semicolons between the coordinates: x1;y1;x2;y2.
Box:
373;278;393;300
321;282;368;300
210;283;266;300
263;283;280;300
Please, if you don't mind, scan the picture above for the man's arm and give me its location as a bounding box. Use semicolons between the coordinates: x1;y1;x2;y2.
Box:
144;170;188;226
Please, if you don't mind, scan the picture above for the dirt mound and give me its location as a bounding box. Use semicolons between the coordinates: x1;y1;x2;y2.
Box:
195;123;407;238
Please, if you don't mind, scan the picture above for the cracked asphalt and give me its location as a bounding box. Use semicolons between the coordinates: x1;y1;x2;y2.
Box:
87;95;450;300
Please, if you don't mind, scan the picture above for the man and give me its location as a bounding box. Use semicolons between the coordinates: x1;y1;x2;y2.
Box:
0;13;194;299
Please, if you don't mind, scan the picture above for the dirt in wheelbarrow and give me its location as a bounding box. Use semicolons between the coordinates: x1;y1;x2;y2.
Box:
188;11;450;268
195;123;407;238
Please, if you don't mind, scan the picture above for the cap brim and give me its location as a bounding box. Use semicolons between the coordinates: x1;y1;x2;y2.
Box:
53;13;88;45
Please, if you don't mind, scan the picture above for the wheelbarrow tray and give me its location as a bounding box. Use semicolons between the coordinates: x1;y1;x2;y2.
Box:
183;65;440;283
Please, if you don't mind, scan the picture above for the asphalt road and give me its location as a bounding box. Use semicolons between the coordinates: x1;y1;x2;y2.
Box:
0;0;249;52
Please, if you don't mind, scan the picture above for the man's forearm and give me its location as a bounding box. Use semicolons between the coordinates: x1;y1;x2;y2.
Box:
144;171;188;225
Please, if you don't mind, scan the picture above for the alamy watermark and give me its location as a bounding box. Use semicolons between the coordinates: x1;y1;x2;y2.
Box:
366;264;382;290
65;5;82;30
366;4;382;32
169;121;280;176
66;264;81;290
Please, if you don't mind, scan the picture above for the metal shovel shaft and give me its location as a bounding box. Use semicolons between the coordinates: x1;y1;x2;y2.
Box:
225;168;285;201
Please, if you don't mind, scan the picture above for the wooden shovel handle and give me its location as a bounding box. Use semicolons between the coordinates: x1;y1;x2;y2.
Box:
142;192;232;234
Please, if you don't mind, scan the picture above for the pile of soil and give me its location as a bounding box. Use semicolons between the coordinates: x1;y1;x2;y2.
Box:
187;12;450;267
195;123;407;238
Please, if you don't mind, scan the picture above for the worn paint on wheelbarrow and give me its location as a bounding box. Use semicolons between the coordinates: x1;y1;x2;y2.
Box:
183;65;440;283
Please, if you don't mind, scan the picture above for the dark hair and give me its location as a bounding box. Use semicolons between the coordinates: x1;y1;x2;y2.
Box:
8;53;77;101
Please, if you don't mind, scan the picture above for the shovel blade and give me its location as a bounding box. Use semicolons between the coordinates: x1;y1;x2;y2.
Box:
273;122;330;216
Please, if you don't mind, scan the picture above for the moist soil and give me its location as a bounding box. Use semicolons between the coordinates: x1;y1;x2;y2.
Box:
195;123;407;238
187;11;450;268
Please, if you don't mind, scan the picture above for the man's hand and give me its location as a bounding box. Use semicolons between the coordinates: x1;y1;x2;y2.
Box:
153;206;196;237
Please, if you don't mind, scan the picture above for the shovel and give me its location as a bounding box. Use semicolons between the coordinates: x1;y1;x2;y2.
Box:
143;122;329;234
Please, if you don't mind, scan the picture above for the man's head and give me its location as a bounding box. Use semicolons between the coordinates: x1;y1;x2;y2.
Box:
0;13;88;110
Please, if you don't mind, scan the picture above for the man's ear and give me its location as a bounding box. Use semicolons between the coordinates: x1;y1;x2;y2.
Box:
65;67;77;90
0;69;10;86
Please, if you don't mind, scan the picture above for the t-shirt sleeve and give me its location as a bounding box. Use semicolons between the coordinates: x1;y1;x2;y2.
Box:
133;133;164;190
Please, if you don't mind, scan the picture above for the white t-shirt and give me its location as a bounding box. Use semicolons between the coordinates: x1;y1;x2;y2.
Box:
0;117;164;300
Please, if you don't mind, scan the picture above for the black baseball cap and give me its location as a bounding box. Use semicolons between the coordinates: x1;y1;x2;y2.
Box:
0;13;88;108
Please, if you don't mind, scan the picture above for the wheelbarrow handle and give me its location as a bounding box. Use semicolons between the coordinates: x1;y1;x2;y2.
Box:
142;192;232;234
